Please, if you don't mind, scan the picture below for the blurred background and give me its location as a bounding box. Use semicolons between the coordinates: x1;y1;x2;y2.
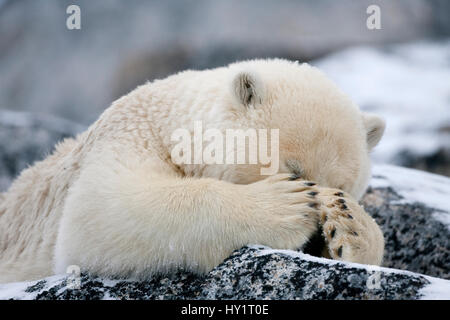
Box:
0;0;449;191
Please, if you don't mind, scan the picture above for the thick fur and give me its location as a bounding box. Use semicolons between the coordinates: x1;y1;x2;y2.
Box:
0;59;385;283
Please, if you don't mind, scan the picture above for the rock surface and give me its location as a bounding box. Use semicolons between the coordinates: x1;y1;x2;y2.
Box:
1;245;448;300
0;111;449;299
363;165;450;279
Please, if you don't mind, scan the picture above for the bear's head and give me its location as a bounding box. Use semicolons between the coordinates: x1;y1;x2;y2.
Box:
177;59;385;200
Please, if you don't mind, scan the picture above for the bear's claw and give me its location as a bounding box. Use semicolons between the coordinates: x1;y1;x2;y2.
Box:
315;188;385;265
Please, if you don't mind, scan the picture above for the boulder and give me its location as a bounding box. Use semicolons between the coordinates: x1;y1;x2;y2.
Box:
0;244;448;300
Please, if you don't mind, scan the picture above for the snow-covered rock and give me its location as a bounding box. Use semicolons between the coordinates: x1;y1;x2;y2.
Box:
0;245;448;300
363;165;450;279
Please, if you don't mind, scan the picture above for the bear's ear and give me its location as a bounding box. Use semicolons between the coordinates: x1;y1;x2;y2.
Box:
362;113;385;150
232;71;264;107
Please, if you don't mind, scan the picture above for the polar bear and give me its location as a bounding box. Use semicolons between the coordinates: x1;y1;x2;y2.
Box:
0;59;385;283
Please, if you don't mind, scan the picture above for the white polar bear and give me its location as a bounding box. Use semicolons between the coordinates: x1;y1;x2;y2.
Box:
0;59;385;283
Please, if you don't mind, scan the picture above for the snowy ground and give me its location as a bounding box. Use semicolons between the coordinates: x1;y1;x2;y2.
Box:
315;39;450;166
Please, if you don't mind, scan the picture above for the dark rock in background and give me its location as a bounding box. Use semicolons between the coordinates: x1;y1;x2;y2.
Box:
395;148;450;177
0;110;85;191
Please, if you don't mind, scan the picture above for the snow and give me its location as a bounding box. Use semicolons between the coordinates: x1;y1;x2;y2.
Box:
0;274;67;300
255;245;424;277
0;281;35;300
0;274;126;300
314;40;450;164
420;276;450;300
371;164;450;229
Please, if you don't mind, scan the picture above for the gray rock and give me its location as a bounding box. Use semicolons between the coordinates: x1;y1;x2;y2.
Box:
365;165;450;280
363;187;449;279
0;245;447;300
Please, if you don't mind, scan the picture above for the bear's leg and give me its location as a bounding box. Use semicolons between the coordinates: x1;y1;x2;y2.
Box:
54;159;323;278
316;188;384;265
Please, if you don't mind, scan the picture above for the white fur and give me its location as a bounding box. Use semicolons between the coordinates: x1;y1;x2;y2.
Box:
0;59;385;283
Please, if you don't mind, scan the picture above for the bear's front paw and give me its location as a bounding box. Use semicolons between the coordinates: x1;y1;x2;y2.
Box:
317;189;384;265
245;174;325;250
